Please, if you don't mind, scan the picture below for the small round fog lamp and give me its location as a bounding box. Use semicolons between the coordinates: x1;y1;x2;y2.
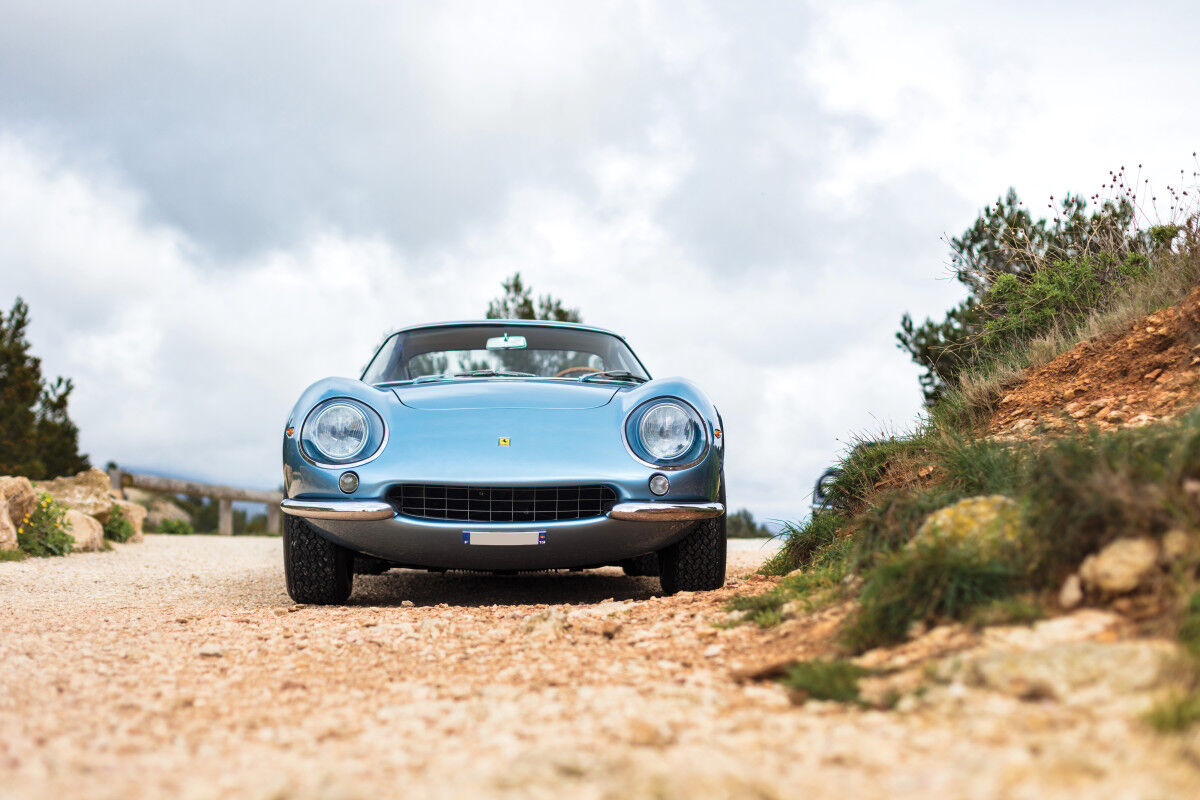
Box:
338;471;359;494
649;474;670;496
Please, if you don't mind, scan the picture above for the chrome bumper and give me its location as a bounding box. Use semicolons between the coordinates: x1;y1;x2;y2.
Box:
606;502;724;521
281;498;724;523
281;499;395;521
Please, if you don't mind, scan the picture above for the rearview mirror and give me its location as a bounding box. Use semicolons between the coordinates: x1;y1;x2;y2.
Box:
485;335;527;350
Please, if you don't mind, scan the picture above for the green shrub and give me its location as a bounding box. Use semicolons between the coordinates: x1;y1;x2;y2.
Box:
102;504;136;543
1146;692;1200;732
762;513;841;576
157;518;194;535
16;493;74;557
842;539;1025;652
1179;592;1200;660
979;253;1150;355
965;595;1045;628
779;660;872;705
727;508;773;538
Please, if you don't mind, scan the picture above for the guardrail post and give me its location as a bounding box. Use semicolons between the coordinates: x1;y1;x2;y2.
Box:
267;503;281;535
218;498;233;536
108;467;125;499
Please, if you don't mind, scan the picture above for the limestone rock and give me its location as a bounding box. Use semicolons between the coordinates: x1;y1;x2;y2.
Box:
0;475;36;529
914;495;1024;556
64;509;104;552
1079;537;1159;595
1058;574;1083;609
1162;529;1194;562
35;468;115;520
0;499;16;551
110;498;148;543
124;488;191;529
964;640;1180;708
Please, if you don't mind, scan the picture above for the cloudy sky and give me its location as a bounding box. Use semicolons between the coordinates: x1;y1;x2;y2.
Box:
2;0;1197;524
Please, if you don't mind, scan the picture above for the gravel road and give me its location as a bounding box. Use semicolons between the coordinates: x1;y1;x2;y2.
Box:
2;535;1198;800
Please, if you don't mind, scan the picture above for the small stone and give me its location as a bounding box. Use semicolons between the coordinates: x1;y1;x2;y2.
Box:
627;718;675;747
400;600;415;608
1059;574;1083;609
703;644;724;659
1105;410;1126;423
1162;529;1193;562
198;644;224;658
1079;538;1160;595
1144;368;1163;382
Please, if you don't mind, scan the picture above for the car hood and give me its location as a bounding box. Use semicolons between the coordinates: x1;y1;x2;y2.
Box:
392;380;621;411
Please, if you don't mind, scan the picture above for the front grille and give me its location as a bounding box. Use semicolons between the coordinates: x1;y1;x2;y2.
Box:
389;484;617;523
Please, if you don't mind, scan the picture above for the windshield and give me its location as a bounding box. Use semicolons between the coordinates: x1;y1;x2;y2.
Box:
362;325;651;383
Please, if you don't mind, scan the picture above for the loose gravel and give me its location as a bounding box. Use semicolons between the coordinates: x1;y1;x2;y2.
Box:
1;535;1198;799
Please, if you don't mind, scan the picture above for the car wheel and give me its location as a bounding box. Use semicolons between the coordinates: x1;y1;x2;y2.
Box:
659;478;727;594
620;552;660;577
283;514;354;604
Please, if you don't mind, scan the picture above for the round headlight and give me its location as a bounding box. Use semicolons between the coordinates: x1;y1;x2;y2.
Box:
638;402;695;461
309;403;369;461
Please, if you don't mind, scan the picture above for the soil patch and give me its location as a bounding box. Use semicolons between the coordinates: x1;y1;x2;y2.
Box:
989;285;1200;437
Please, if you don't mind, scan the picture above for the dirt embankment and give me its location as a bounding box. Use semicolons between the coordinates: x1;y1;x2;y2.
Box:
990;286;1200;438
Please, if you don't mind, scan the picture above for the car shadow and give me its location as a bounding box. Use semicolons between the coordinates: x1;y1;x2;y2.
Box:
347;567;661;608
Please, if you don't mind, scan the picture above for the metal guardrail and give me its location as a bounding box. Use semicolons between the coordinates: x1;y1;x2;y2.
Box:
108;468;283;536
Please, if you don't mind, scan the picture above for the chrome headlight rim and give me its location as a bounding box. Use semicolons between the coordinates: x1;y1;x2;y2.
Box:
623;397;708;470
299;398;388;468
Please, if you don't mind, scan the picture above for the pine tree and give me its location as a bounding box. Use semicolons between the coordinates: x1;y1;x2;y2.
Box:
486;273;581;322
0;298;89;478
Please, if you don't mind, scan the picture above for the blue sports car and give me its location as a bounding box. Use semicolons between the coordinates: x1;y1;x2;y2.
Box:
280;320;726;604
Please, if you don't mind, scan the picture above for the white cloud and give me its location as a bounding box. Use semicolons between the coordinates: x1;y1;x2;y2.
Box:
2;1;1197;526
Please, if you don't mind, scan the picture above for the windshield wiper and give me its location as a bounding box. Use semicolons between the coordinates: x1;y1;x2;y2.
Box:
452;369;537;378
579;370;648;384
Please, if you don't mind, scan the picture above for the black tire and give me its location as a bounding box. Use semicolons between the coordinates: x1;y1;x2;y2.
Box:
659;511;727;594
283;514;354;604
620;552;660;577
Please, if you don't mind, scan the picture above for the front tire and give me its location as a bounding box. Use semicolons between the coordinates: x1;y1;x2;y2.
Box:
283;514;354;604
659;510;727;594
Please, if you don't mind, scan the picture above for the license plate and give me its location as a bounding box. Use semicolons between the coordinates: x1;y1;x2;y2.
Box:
463;531;546;546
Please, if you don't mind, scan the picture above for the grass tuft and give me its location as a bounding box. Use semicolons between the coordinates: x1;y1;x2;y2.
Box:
842;539;1024;652
1146;692;1200;732
778;659;872;705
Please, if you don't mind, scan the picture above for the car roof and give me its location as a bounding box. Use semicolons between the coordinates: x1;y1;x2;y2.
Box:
388;319;626;338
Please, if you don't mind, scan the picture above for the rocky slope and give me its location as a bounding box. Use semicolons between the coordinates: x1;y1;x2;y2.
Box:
990;285;1200;438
